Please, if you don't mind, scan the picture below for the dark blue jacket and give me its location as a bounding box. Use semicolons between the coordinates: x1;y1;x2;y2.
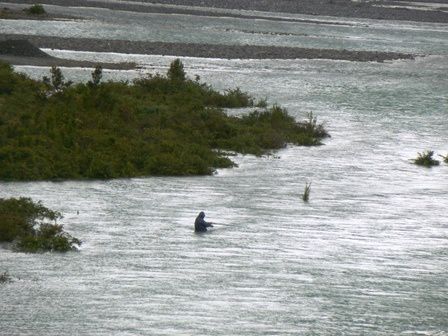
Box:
194;211;213;232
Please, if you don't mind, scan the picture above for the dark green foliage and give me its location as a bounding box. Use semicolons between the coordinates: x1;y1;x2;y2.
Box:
15;223;81;253
0;197;60;242
231;106;329;151
25;4;46;15
412;150;440;167
201;87;254;108
221;88;254;108
88;65;103;87
0;197;80;252
0;60;328;180
43;66;72;93
167;58;186;82
0;62;13;94
440;154;448;164
0;62;39;95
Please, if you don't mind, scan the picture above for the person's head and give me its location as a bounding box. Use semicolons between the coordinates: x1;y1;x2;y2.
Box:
198;211;205;218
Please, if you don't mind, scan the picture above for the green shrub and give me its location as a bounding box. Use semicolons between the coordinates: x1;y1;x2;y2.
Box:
88;65;103;87
43;66;72;93
412;150;440;167
221;88;254;107
25;4;46;15
0;197;81;253
15;223;81;253
0;197;60;242
0;62;15;95
167;58;186;82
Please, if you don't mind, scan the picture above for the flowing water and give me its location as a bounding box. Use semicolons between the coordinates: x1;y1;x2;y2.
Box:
1;2;448;335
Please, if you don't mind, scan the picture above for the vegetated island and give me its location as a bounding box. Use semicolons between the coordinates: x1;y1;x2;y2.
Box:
0;197;80;253
0;59;328;180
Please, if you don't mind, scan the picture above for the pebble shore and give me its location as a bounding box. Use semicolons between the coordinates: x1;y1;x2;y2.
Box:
1;0;441;68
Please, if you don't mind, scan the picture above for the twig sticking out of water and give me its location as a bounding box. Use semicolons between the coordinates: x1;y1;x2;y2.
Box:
303;182;311;202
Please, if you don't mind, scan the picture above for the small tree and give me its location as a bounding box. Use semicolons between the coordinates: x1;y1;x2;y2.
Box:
167;58;186;82
88;65;103;87
42;66;72;94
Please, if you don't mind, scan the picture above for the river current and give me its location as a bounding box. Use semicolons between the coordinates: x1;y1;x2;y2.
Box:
1;2;447;335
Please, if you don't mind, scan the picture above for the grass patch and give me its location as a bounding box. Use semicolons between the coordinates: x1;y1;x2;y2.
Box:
412;150;440;167
303;182;311;202
24;4;46;15
0;197;81;253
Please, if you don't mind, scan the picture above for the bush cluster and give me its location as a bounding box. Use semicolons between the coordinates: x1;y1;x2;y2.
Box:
412;150;440;167
0;197;80;253
24;4;46;15
0;59;328;180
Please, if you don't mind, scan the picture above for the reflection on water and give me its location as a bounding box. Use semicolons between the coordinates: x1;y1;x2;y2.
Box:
1;4;448;336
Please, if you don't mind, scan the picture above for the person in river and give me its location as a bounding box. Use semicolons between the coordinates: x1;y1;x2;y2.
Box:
194;211;213;232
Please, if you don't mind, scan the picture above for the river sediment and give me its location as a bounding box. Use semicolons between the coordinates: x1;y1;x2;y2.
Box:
0;0;430;68
0;35;416;69
1;0;448;23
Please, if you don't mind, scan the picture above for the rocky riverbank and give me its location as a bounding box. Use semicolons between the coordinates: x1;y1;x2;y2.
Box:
1;0;448;23
0;39;137;69
0;36;416;68
0;0;429;68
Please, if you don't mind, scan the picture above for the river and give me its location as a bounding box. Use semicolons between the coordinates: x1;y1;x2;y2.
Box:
1;2;447;335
